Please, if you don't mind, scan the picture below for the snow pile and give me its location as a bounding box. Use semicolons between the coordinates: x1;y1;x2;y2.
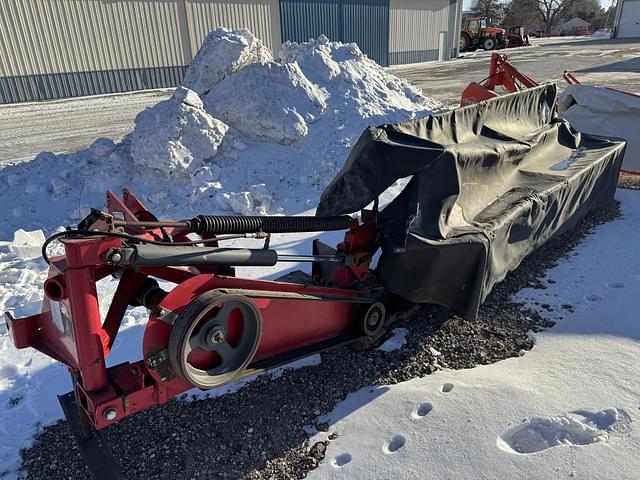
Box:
131;87;228;176
204;62;326;144
8;229;45;261
182;28;273;96
0;231;49;318
0;28;443;236
280;35;433;117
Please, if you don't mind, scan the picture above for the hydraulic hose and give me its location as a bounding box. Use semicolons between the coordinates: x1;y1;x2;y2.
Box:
188;215;352;235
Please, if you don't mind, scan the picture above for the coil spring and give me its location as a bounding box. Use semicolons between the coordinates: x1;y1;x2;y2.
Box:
189;214;353;235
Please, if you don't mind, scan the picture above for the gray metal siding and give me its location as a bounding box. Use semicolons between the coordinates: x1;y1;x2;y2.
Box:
389;0;458;65
280;0;390;66
448;0;462;58
615;0;640;38
280;0;342;41
0;0;191;76
0;67;186;104
0;0;281;103
185;0;282;54
389;50;439;64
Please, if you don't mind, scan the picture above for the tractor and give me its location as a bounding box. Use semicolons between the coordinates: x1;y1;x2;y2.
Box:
506;25;530;48
460;17;508;52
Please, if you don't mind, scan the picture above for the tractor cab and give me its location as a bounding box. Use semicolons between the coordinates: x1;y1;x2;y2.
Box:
466;17;487;35
460;17;508;52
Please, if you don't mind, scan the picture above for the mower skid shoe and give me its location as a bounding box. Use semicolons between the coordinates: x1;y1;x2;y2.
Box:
58;392;122;480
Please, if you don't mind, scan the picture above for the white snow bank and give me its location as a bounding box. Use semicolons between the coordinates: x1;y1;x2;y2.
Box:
560;85;640;172
182;28;273;96
8;230;45;261
280;36;439;116
0;29;444;237
309;189;640;480
131;87;228;176
204;62;326;144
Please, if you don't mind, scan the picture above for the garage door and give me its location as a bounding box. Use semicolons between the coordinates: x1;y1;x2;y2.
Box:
618;0;640;37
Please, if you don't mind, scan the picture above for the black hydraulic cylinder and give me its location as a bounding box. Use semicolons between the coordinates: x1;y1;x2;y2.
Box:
111;245;278;267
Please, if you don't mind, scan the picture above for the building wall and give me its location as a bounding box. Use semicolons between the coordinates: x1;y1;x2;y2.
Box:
614;0;640;38
279;0;390;66
0;0;280;103
0;0;459;103
185;0;281;54
389;0;460;64
552;17;591;35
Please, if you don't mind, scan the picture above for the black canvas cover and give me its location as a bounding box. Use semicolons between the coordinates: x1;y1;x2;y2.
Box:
317;85;626;320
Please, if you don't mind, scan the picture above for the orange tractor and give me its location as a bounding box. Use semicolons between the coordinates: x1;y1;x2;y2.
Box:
460;17;508;52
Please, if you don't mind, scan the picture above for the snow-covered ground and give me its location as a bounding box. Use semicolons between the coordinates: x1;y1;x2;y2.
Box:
0;90;171;167
392;37;640;106
309;189;640;480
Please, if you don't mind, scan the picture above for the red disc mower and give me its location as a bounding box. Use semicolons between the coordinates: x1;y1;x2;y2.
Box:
6;189;388;478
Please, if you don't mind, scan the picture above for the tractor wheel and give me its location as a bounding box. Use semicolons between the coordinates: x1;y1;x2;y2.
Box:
482;37;497;50
459;34;470;52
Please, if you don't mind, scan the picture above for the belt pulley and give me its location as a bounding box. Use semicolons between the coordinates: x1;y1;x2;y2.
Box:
167;291;262;389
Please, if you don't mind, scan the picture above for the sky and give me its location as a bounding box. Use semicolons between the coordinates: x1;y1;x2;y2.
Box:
462;0;613;12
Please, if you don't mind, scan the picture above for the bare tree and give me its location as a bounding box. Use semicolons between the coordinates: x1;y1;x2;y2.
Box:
503;0;540;29
471;0;505;23
528;0;580;34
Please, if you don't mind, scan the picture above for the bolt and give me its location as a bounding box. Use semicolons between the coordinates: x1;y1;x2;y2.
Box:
209;329;225;344
109;251;122;263
103;407;117;421
367;312;380;326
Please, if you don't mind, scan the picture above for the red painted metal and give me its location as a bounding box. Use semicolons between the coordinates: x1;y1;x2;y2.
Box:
7;189;377;430
142;273;361;392
461;53;538;106
332;222;377;286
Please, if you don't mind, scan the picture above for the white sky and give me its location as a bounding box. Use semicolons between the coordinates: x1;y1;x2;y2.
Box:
462;0;612;12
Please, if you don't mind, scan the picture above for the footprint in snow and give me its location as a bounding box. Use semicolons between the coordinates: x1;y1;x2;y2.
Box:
412;402;433;419
497;408;630;455
585;294;603;303
441;383;454;393
331;453;352;468
383;435;406;454
607;281;625;289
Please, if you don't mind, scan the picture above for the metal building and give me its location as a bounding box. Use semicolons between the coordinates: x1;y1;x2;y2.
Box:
613;0;640;38
280;0;391;66
0;0;461;104
389;0;461;64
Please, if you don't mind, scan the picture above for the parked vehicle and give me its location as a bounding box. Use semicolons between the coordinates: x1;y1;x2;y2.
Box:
460;17;508;51
506;26;530;47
